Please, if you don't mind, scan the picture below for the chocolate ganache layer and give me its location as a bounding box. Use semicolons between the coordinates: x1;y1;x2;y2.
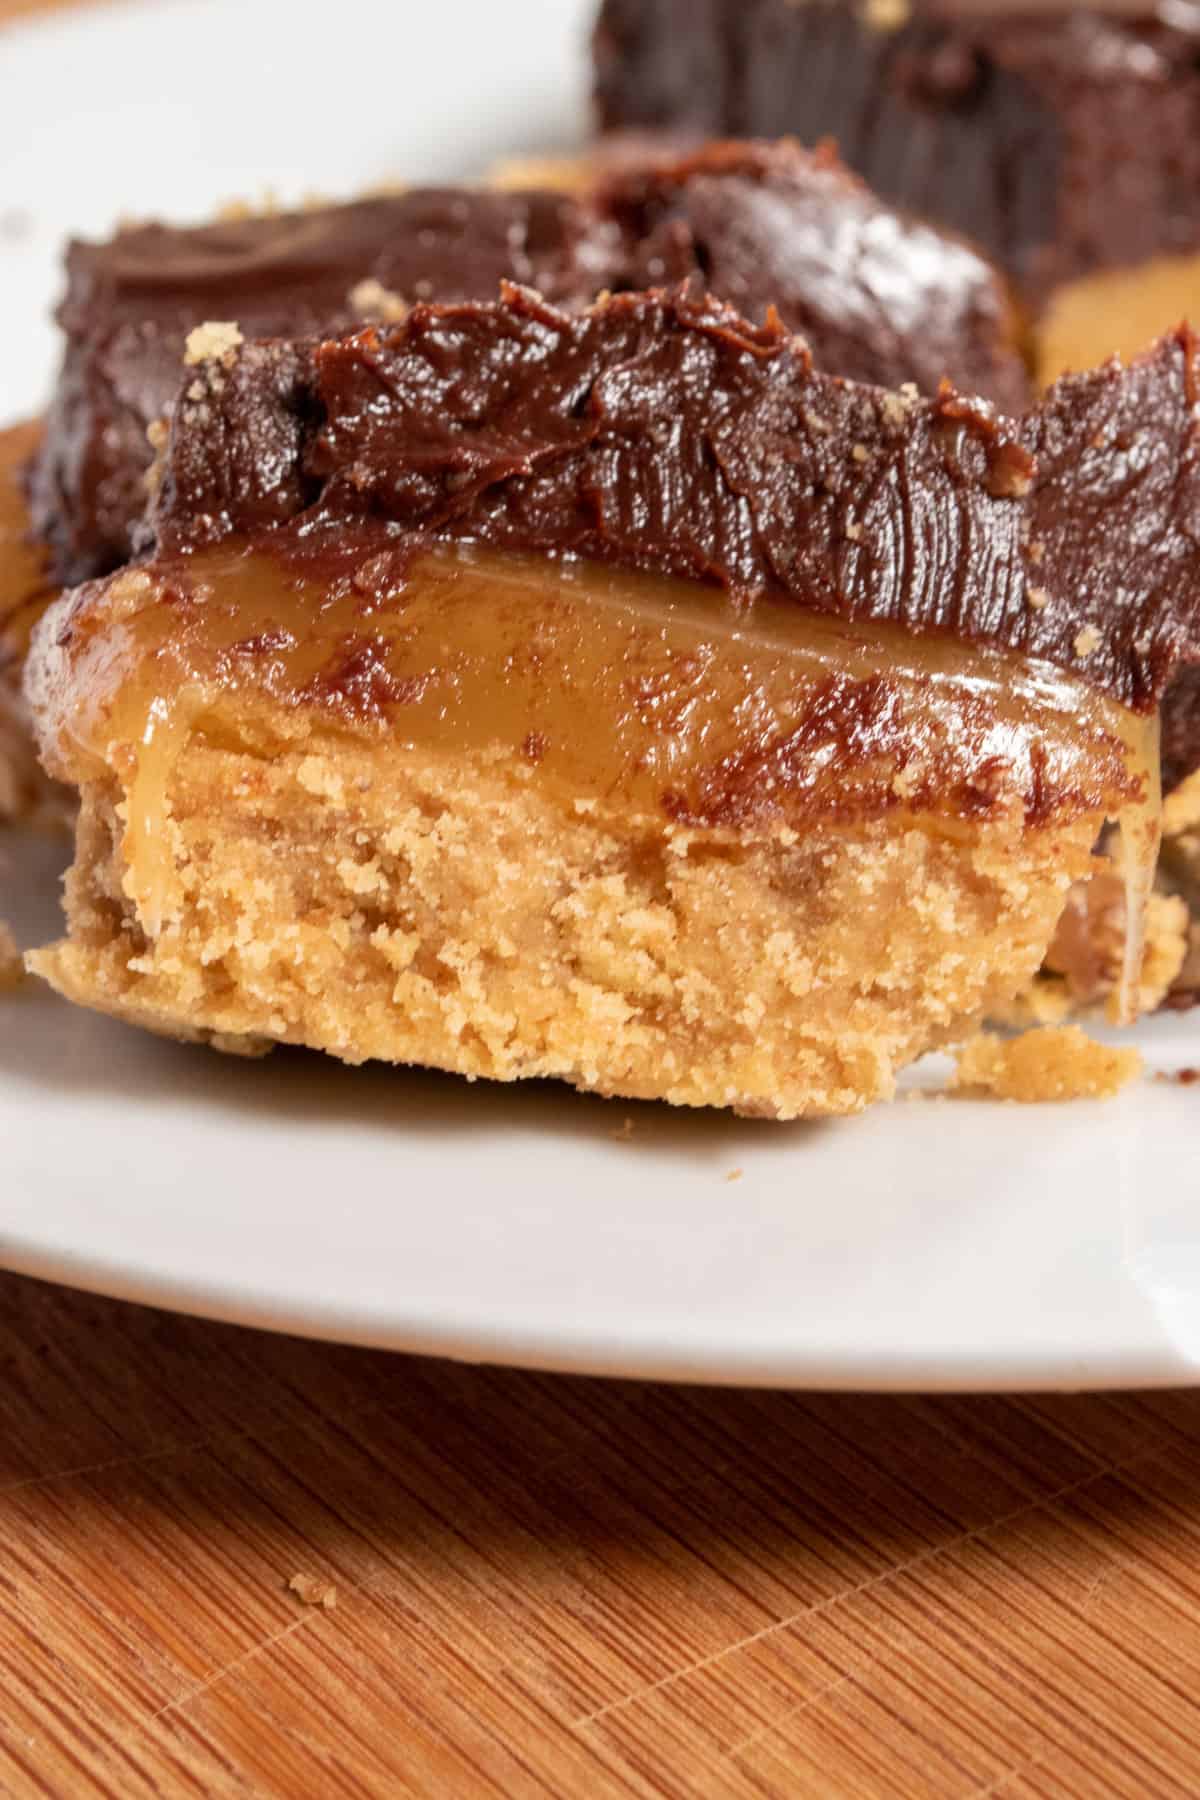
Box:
146;286;1200;716
27;140;1025;587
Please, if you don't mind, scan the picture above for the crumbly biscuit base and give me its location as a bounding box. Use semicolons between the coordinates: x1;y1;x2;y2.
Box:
30;729;1101;1118
1001;886;1190;1027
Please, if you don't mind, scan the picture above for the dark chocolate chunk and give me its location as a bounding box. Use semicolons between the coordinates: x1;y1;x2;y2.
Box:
153;285;1200;712
594;0;1200;301
28;141;1025;585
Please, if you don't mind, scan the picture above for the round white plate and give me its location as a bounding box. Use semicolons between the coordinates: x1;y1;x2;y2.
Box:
3;0;1200;1390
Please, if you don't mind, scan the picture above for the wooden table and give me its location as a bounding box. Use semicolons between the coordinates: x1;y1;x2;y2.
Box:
6;1;1200;1792
2;1269;1200;1798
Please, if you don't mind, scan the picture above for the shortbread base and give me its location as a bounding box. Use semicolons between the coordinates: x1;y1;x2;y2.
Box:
31;731;1101;1118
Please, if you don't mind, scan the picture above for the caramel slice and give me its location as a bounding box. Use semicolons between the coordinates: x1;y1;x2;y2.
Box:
593;0;1200;382
27;538;1154;1116
26;290;1196;1115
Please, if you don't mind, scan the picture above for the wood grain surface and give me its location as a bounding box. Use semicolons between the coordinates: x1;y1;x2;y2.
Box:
2;1269;1200;1798
6;2;1200;1795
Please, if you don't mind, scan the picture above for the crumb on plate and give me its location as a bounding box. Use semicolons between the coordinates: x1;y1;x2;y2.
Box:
952;1025;1141;1102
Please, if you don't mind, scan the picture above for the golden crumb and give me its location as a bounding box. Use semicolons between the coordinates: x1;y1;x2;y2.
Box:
1137;892;1191;1016
1164;767;1200;838
143;417;170;502
288;1574;337;1610
348;278;409;324
890;761;926;800
184;321;243;367
216;190;333;221
725;1167;744;1183
217;191;282;222
1026;585;1049;611
1073;625;1102;658
952;1026;1141;1102
879;387;917;428
851;443;870;464
0;922;23;990
988;455;1032;499
488;152;593;194
612;1116;635;1142
998;978;1074;1029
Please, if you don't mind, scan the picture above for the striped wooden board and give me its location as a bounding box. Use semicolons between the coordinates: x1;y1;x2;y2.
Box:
3;1269;1200;1797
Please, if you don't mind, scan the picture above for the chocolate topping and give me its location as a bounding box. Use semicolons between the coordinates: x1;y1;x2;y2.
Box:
595;141;1023;402
28;140;1025;585
28;190;590;588
593;0;1200;302
153;285;1200;712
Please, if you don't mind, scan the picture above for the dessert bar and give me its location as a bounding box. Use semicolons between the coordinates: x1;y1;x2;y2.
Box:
4;140;1026;831
594;0;1200;383
26;290;1192;1115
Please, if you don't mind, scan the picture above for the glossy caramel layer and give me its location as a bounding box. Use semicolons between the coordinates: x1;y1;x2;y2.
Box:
36;537;1152;841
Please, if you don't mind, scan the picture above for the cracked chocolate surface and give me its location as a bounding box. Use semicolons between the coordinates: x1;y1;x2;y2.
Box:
148;286;1200;714
27;140;1025;585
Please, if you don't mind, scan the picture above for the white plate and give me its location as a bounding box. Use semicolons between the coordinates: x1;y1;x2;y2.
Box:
3;0;1200;1390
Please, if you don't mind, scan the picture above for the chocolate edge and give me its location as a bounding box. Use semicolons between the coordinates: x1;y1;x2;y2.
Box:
150;284;1200;713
